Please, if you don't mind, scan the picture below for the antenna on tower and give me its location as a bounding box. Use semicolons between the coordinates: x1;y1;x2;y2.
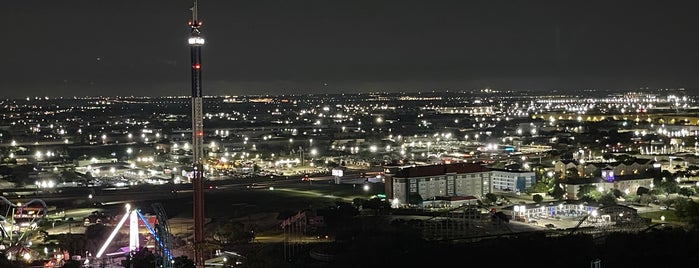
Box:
189;0;203;33
192;0;198;22
188;0;205;45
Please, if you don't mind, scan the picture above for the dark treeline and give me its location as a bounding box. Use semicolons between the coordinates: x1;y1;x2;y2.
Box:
306;226;699;268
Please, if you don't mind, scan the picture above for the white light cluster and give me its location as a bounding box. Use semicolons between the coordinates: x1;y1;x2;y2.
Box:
35;180;55;188
188;37;206;45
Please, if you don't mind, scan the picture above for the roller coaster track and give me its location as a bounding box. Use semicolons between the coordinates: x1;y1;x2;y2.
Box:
418;204;514;240
152;203;174;268
568;204;652;237
0;196;48;245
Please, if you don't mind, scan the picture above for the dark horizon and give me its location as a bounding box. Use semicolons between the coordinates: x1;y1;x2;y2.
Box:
3;0;698;98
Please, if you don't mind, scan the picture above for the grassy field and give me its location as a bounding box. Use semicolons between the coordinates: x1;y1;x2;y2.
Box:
639;210;683;224
158;182;383;218
141;181;385;240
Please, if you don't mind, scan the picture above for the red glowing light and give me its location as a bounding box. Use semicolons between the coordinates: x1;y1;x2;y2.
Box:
193;64;201;69
197;131;204;136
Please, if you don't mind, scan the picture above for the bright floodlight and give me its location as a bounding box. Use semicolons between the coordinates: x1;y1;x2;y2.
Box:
391;198;401;208
129;210;139;251
125;203;131;212
188;37;206;45
96;212;131;258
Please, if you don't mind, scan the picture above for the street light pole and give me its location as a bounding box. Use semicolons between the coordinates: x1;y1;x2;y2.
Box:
299;146;304;166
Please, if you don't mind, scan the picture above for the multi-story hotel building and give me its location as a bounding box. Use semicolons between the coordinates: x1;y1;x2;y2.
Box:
386;163;536;205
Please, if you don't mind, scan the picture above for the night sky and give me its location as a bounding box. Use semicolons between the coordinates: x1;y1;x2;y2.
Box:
2;0;698;98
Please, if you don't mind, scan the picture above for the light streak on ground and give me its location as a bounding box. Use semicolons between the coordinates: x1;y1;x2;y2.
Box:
273;188;354;202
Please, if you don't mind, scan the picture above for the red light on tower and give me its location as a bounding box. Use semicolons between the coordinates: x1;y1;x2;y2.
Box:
193;64;201;69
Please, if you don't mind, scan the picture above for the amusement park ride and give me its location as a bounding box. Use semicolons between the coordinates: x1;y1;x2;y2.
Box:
0;197;174;268
94;203;174;268
0;196;48;261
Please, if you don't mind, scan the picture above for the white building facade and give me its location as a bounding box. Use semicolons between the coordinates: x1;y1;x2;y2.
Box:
390;163;493;205
490;169;536;192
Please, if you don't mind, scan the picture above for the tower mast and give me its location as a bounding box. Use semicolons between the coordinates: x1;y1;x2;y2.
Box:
187;1;206;267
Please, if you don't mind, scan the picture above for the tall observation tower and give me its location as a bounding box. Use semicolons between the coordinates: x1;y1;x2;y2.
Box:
187;1;206;268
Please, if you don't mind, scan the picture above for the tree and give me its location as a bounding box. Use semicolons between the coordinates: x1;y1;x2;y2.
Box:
678;187;696;198
60;170;80;182
551;183;566;200
212;221;248;245
527;182;549;194
62;260;81;268
0;165;12;177
638;194;654;206
363;197;389;210
579;195;596;204
612;189;622;198
489;161;506;169
352;198;365;208
687;165;699;175
407;192;423;206
636;187;650;196
58;233;86;257
335;201;360;218
561;152;574;160
673;199;699;228
173;255;195;268
9;164;32;185
614;154;636;162
492;211;509;223
577;184;600;200
598;194;617;206
660;180;680;194
651;184;666;196
485;193;498;204
565;167;580;178
178;158;192;166
602;153;615;161
532;194;544;204
533;166;546;184
121;248;156;268
0;256;22;268
84;223;110;256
